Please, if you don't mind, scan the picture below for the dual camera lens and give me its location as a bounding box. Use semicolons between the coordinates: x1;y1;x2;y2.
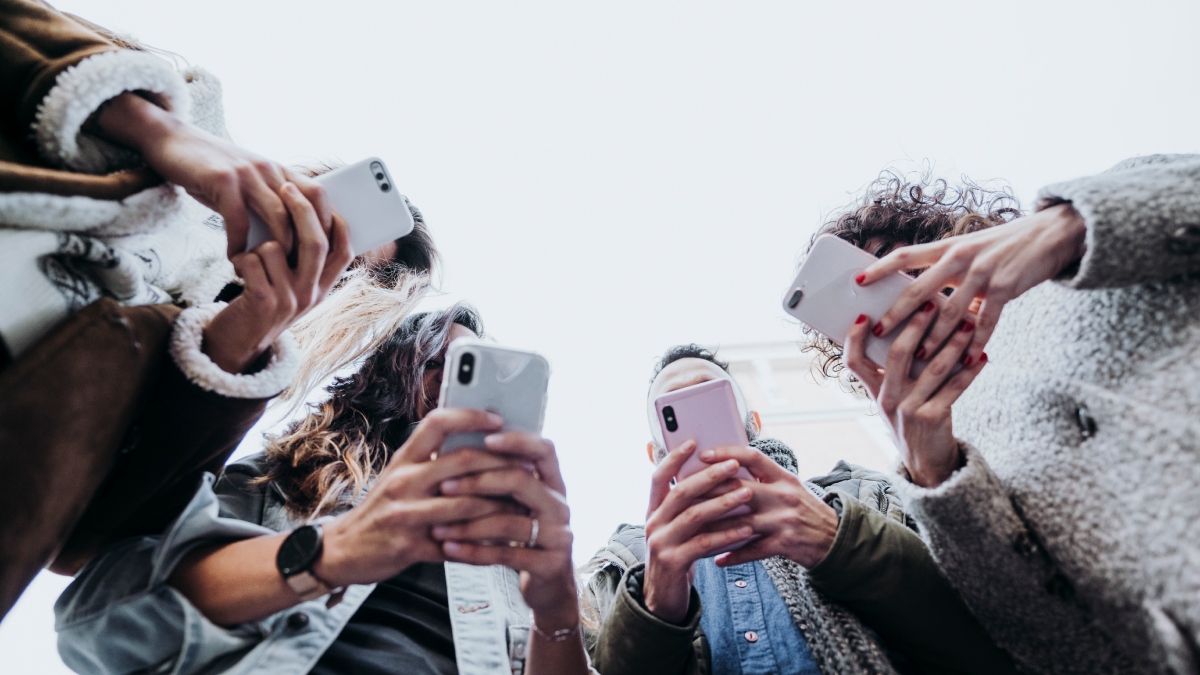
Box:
370;162;391;192
662;406;678;433
457;352;475;385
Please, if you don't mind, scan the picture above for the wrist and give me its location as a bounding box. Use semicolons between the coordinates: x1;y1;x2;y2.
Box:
531;598;581;634
202;302;275;374
796;501;840;568
907;444;964;488
642;565;690;624
1044;203;1088;269
310;517;355;589
93;92;181;155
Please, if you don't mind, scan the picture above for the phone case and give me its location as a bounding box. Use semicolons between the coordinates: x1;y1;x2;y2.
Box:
437;339;551;453
782;234;951;375
245;157;415;256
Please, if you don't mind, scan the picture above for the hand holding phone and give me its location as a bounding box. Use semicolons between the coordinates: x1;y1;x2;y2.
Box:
437;340;550;455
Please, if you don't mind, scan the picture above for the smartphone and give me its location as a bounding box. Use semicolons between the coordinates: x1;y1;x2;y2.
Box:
245;157;415;256
782;234;950;376
437;339;551;454
654;379;755;513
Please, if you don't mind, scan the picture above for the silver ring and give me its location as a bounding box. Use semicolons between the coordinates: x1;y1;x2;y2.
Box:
527;517;540;549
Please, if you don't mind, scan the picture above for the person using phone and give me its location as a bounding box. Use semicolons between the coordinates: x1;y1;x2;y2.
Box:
579;344;1015;675
55;304;594;675
805;160;1200;673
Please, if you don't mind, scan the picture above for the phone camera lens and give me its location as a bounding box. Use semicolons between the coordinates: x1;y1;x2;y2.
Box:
380;183;391;192
375;172;385;180
457;353;475;385
662;406;678;433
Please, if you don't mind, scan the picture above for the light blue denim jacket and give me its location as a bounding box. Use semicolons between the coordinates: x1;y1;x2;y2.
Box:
54;453;541;675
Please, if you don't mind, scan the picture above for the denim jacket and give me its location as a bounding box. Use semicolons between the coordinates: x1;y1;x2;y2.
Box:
54;453;542;675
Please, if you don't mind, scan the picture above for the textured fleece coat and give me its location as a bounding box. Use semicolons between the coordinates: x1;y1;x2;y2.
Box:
904;154;1200;674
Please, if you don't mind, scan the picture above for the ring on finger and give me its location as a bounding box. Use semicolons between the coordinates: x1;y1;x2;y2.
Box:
527;517;539;549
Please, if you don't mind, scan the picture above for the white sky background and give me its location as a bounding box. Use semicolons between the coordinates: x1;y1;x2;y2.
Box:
5;1;1200;670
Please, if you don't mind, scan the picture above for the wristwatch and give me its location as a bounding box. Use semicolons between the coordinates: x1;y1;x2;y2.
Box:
276;522;337;601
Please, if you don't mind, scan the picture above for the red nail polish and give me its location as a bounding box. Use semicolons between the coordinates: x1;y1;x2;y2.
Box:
854;314;867;325
960;321;975;333
872;323;884;337
921;301;935;313
979;352;988;363
855;273;866;285
962;355;974;367
915;348;926;360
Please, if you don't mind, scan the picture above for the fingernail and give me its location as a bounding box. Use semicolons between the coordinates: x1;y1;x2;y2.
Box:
735;487;752;500
484;434;502;448
855;273;866;285
443;541;463;554
960;321;975;333
441;479;459;493
962;355;974;367
979;352;989;363
738;525;754;537
432;525;450;538
854;314;867;325
915;348;926;361
486;412;503;426
722;460;739;472
872;323;884;337
700;449;715;461
922;301;935;313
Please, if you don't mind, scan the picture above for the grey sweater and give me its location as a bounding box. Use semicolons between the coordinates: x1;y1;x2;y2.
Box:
904;154;1200;674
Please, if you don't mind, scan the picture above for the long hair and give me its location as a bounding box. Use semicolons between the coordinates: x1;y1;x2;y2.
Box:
258;303;484;518
801;169;1021;385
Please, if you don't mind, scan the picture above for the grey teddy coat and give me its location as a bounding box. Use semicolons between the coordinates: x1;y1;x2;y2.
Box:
904;154;1200;674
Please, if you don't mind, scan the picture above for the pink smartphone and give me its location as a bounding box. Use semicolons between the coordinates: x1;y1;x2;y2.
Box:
654;379;755;506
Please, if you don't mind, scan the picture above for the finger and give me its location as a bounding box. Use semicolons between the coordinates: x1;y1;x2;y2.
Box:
908;317;976;403
394;408;505;465
432;516;571;549
442;540;570;576
279;182;328;311
255;241;298;319
284;169;333;235
653;459;744;525
244;167;293;253
860;239;949;285
671;523;756;563
714;536;778;567
221;195;251;257
441;468;568;523
919;275;984;360
843;313;883;397
416;449;526;493
880;299;938;398
697;445;786;483
871;252;966;339
483;432;565;494
659;485;753;543
648;441;696;515
925;350;988;409
315;213;352;297
403;495;516;527
964;291;1007;365
231;252;269;295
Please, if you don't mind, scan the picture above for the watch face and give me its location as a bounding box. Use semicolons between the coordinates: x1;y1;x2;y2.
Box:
277;525;322;577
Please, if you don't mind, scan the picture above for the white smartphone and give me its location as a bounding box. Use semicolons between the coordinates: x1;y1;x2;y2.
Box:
437;339;551;454
783;234;948;375
245;157;414;256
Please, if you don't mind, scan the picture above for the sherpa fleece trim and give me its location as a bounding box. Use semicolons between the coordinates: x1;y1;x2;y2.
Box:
169;302;300;400
34;50;191;173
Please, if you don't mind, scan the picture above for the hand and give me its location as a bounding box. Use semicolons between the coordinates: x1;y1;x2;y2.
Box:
432;432;580;631
689;446;838;569
843;303;988;488
641;441;757;623
312;409;524;588
94;92;334;256
202;183;353;373
855;203;1087;366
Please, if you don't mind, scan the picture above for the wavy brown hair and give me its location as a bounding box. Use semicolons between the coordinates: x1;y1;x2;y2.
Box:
800;169;1021;385
258;303;484;518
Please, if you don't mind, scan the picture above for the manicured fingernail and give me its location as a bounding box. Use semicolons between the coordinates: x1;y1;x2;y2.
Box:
854;314;867;325
960;321;975;333
487;413;503;426
922;301;935;313
722;460;739;472
855;273;866;285
432;525;450;538
484;434;502;448
962;355;974;367
734;487;752;500
915;348;926;360
872;323;884;337
700;449;715;461
979;352;989;363
441;479;459;493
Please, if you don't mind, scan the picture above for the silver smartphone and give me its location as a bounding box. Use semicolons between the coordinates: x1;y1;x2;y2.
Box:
437;339;551;454
245;157;415;256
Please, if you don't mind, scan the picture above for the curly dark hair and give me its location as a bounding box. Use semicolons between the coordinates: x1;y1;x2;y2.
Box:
650;343;729;383
258;303;484;517
801;169;1022;383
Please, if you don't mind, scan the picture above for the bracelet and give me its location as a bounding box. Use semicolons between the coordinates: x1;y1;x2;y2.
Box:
530;620;580;642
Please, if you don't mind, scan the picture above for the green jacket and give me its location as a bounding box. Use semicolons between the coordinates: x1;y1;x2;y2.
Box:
580;440;1017;675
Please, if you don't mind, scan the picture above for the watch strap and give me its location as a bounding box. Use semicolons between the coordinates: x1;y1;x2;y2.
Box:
285;569;331;602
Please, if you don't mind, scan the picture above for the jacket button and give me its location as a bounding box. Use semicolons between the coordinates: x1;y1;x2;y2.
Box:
1076;407;1097;439
734;580;748;588
1012;532;1038;558
744;631;758;643
286;611;310;630
1167;226;1200;255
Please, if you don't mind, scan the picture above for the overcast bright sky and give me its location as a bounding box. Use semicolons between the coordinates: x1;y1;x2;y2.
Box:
5;1;1200;671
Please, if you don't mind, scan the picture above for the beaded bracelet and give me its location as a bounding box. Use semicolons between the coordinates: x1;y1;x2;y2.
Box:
530;621;580;642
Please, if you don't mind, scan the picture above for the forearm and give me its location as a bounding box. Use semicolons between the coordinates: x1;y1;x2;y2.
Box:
526;601;592;675
168;532;299;626
591;565;698;675
92;91;181;156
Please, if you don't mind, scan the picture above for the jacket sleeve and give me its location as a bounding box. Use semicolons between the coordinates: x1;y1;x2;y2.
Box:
0;0;189;171
1039;153;1200;289
807;491;1017;675
897;444;1127;673
589;563;702;675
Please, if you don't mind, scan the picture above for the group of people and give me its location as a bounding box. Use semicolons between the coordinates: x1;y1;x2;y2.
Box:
2;1;1199;673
